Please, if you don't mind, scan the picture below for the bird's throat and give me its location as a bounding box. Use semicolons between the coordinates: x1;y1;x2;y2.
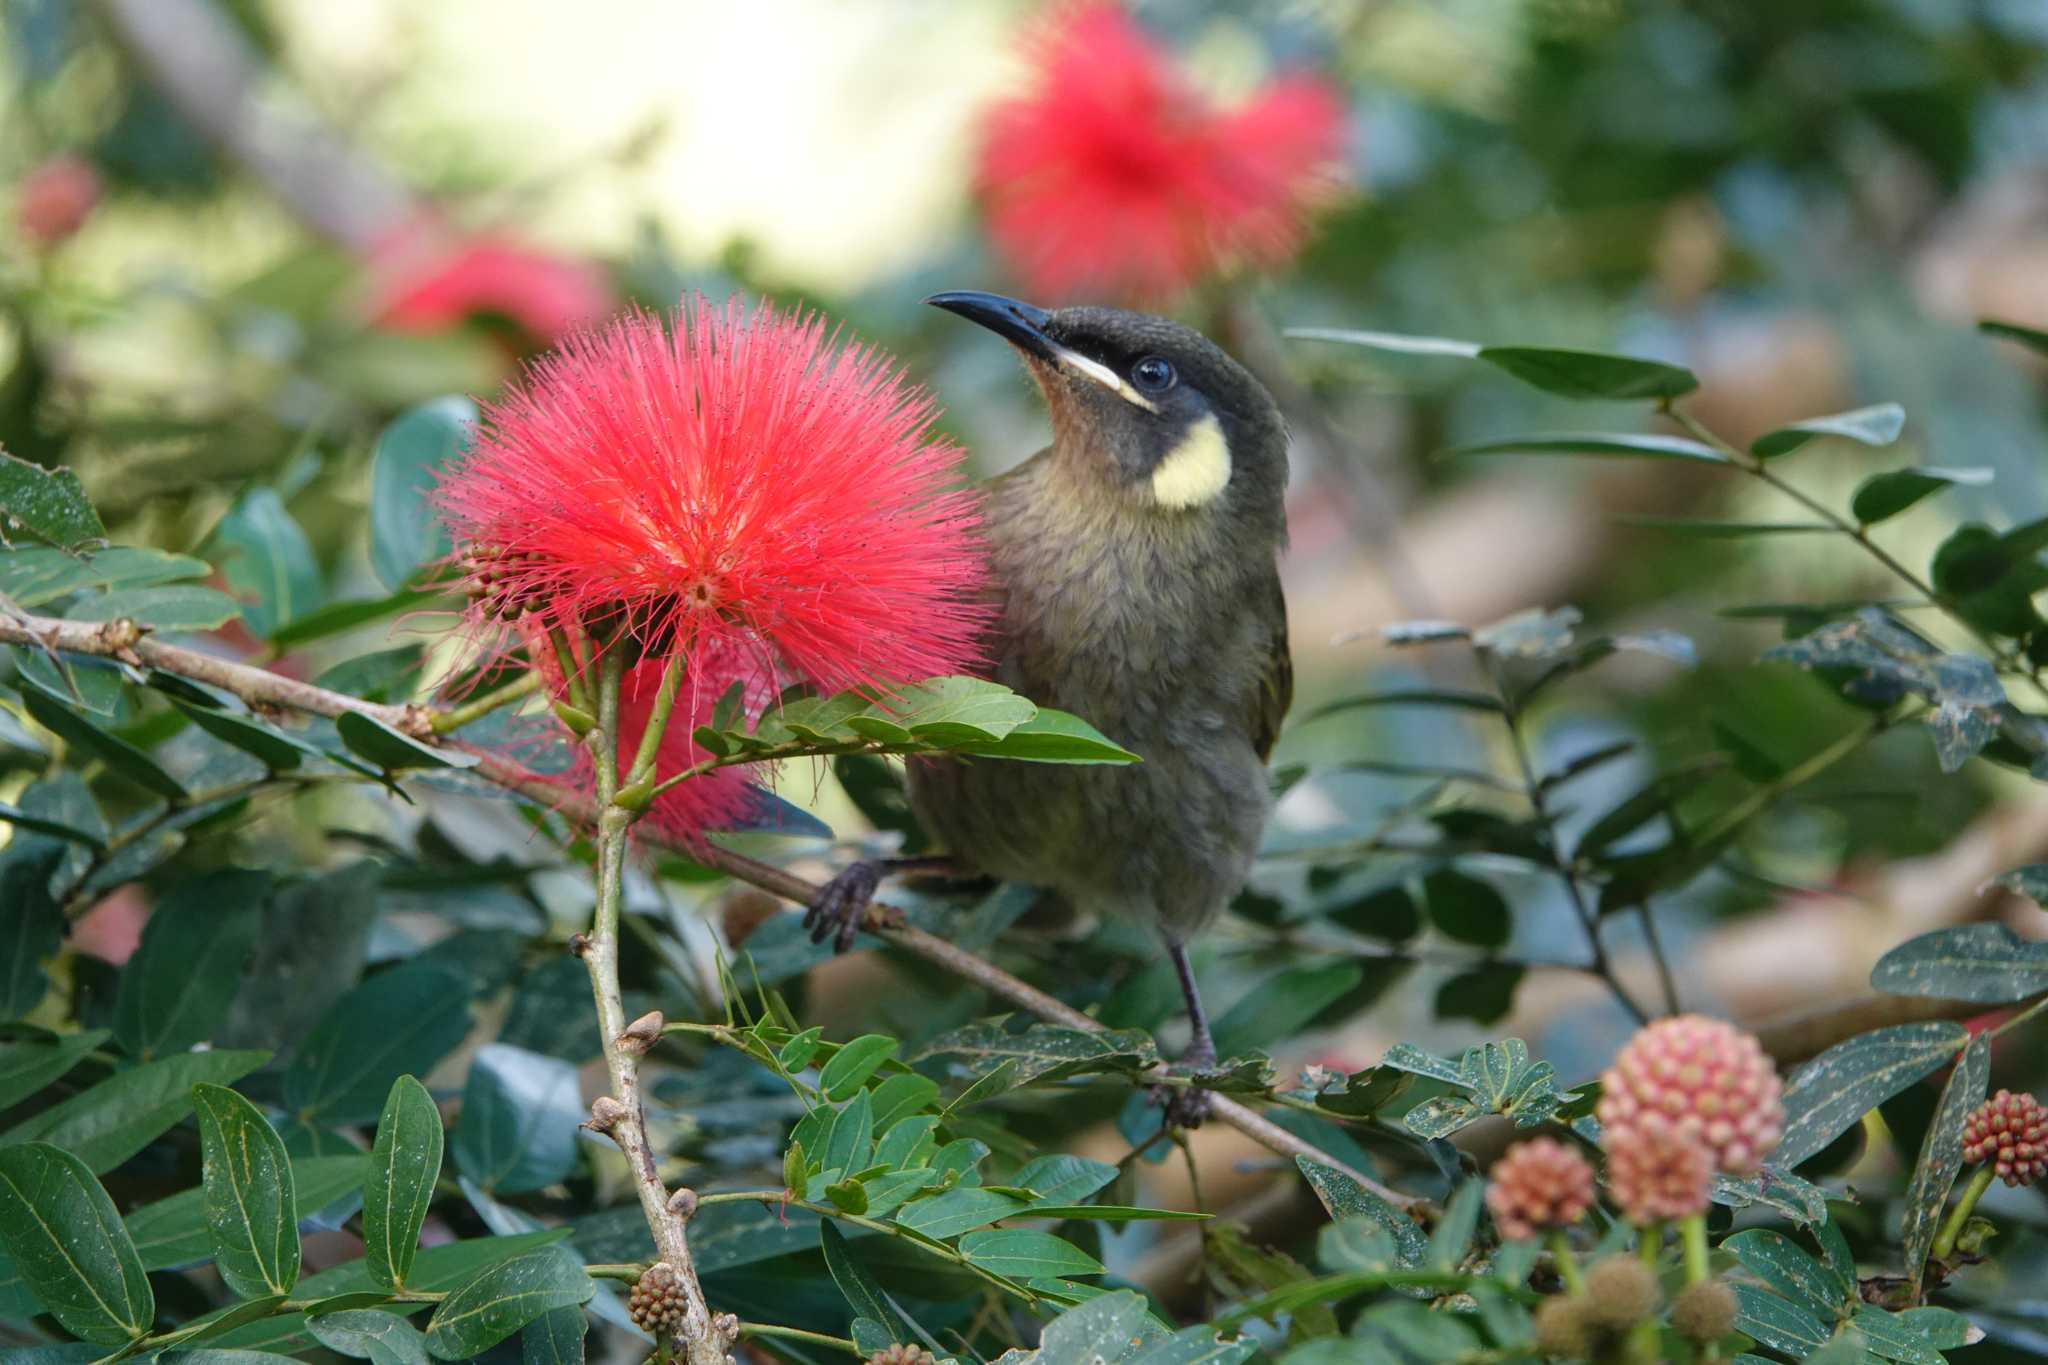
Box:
1149;413;1232;509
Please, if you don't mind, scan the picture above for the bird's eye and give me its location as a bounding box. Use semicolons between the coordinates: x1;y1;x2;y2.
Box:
1131;356;1177;393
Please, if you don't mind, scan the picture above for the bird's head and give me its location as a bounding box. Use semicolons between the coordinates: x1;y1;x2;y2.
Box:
928;291;1286;526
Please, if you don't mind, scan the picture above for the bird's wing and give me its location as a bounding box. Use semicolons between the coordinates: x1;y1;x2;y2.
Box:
1249;574;1293;764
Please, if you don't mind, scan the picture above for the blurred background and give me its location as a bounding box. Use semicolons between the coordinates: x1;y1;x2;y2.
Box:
10;0;2048;1346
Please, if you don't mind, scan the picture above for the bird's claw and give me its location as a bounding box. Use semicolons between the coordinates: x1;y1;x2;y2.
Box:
804;861;883;953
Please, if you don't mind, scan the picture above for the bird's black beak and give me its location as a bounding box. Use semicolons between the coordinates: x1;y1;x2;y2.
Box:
926;289;1160;413
924;291;1060;364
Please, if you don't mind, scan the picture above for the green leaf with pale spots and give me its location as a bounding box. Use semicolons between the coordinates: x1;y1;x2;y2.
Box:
192;1083;300;1298
0;449;104;549
1777;1023;1969;1167
1871;922;2048;1003
422;1244;592;1360
0;1143;152;1343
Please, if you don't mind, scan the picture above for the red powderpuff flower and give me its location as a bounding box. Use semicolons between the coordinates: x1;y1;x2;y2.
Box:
366;217;614;343
1604;1125;1713;1225
436;295;989;834
976;1;1346;303
16;155;102;247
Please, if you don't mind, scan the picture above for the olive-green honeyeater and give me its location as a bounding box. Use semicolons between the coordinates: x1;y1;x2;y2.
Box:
806;291;1292;1120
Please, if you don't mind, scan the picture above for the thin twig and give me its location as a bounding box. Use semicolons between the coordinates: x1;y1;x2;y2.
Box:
579;643;732;1365
1480;649;1654;1023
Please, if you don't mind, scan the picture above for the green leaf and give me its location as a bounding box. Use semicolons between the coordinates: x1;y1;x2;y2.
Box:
1426;1180;1483;1270
1778;1023;1969;1168
1211;963;1362;1057
192;1083;301;1298
452;1044;581;1195
372;398;473;591
211;489;322;637
1422;869;1510;948
68;584;243;630
1306;688;1504;721
821;1088;875;1178
955;708;1141;764
1900;1035;1989;1293
818;1034;899;1102
1753;403;1908;459
1618;516;1837;538
1448;431;1726;463
126;1154;365;1273
1732;1282;1832;1358
365;1075;444;1291
19;686;188;800
1850;467;1990;526
1294;1158;1425;1265
306;1309;432;1365
959;1228;1104;1279
0;449;104;548
1475;347;1699;400
1873;921;2048;1003
335;711;480;772
1013;1154;1118;1208
914;1022;1158;1088
269;590;442;651
282;966;475;1124
854;675;1037;745
1284;327;1481;357
114;869;269;1058
893;1187;1028;1239
2;1048;268;1173
1849;1306;1949;1365
0;545;208;608
867;1072;937;1131
423;1244;593;1360
0;842;65;1021
170;697;337;773
1723;1230;1842;1319
518;1305;586;1365
1024;1205;1209;1222
0;1143;152;1343
0;1028;108;1110
1980;318;2048;355
820;1222;902;1340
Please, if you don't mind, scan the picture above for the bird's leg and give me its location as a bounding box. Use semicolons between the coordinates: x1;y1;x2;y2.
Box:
1154;937;1217;1129
803;855;960;953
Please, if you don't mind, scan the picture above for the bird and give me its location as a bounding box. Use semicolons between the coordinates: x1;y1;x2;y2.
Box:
804;291;1292;1123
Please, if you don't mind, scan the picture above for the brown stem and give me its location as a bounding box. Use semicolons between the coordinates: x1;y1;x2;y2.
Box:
582;647;730;1365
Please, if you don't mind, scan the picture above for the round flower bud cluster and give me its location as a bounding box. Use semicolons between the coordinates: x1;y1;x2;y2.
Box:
1964;1089;2048;1188
1597;1014;1784;1175
627;1263;687;1334
1605;1122;1715;1224
866;1347;937;1365
1486;1137;1596;1240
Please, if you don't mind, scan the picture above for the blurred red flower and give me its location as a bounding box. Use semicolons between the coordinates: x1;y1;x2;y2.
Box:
976;2;1347;303
365;219;614;343
16;155;102;248
437;295;990;838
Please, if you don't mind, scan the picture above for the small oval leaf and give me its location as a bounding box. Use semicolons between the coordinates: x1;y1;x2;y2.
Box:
365;1075;444;1292
193;1083;301;1298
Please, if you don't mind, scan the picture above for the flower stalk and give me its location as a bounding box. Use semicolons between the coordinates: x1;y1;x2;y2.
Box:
428;668;542;733
1931;1164;1996;1262
578;640;732;1365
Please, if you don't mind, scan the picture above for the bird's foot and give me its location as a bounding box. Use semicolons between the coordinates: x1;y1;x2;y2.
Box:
803;861;883;954
1150;1040;1219;1130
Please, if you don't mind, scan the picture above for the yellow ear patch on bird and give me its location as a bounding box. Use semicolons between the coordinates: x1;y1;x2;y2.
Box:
1151;414;1232;508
